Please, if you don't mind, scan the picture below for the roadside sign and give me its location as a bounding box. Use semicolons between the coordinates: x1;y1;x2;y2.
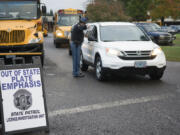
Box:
0;57;49;134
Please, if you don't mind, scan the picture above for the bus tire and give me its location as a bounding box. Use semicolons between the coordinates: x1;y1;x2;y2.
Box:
41;52;45;66
54;40;59;48
55;43;59;48
55;42;59;48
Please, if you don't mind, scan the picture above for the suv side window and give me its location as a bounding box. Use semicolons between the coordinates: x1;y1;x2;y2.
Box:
92;26;98;41
85;25;93;38
87;25;98;41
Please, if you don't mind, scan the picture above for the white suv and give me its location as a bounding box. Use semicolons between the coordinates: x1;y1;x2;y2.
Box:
80;22;166;81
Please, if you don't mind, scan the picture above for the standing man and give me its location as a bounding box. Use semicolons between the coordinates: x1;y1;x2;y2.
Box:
71;17;87;77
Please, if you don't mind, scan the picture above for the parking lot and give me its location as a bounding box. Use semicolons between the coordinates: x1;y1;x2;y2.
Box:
22;34;180;135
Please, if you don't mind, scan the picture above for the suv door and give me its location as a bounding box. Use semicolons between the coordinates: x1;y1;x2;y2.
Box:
82;25;94;62
87;25;98;63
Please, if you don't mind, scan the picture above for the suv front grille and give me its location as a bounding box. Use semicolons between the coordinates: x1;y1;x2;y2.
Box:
119;50;156;60
125;51;151;56
160;35;171;41
166;36;171;40
0;30;25;43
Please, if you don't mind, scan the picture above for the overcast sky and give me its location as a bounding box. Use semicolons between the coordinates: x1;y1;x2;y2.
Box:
41;0;88;12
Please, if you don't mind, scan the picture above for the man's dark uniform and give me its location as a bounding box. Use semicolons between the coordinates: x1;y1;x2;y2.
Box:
71;24;87;45
71;18;87;77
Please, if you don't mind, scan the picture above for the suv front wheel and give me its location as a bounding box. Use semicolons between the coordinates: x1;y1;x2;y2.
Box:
80;53;88;71
149;69;164;80
95;57;106;81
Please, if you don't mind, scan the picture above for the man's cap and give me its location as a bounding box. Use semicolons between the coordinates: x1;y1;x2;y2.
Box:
80;17;87;23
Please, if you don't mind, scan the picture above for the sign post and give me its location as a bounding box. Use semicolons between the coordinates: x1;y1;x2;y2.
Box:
0;57;49;135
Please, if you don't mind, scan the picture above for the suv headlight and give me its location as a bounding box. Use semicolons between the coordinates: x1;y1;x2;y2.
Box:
106;48;123;56
29;38;41;44
56;30;63;36
151;48;162;56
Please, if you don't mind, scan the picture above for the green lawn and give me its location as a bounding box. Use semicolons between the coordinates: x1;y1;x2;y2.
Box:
174;34;180;46
161;46;180;62
161;34;180;62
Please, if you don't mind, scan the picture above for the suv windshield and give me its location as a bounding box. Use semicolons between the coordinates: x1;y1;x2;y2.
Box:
58;14;80;26
0;1;38;20
100;25;150;42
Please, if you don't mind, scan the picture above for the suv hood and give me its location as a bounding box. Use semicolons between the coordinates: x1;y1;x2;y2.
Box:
0;20;36;30
102;41;158;51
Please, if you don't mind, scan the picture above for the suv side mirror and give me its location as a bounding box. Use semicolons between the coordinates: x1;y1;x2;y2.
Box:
88;35;97;42
42;6;47;15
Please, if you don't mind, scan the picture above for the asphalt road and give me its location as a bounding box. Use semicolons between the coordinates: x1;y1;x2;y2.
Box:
22;34;180;135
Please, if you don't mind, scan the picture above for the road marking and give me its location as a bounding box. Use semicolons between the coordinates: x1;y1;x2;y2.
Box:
46;73;56;76
49;93;174;117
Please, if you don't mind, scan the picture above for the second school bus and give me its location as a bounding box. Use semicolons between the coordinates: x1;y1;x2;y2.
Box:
53;8;84;48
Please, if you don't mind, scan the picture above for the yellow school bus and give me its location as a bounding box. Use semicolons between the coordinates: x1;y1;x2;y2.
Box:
53;8;84;48
0;0;46;65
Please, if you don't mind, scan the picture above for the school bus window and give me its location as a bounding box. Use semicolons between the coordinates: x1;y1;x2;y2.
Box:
0;1;38;20
57;14;79;26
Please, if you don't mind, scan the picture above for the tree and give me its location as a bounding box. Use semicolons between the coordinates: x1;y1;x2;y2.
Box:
124;0;152;21
86;0;130;22
150;0;180;25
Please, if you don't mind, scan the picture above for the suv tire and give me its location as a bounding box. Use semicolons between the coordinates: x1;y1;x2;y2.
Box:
95;57;106;81
55;43;59;48
80;53;88;71
149;69;164;80
54;40;59;48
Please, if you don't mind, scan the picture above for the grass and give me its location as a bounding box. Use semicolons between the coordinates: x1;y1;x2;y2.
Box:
161;46;180;62
160;34;180;62
174;34;180;46
161;34;180;62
